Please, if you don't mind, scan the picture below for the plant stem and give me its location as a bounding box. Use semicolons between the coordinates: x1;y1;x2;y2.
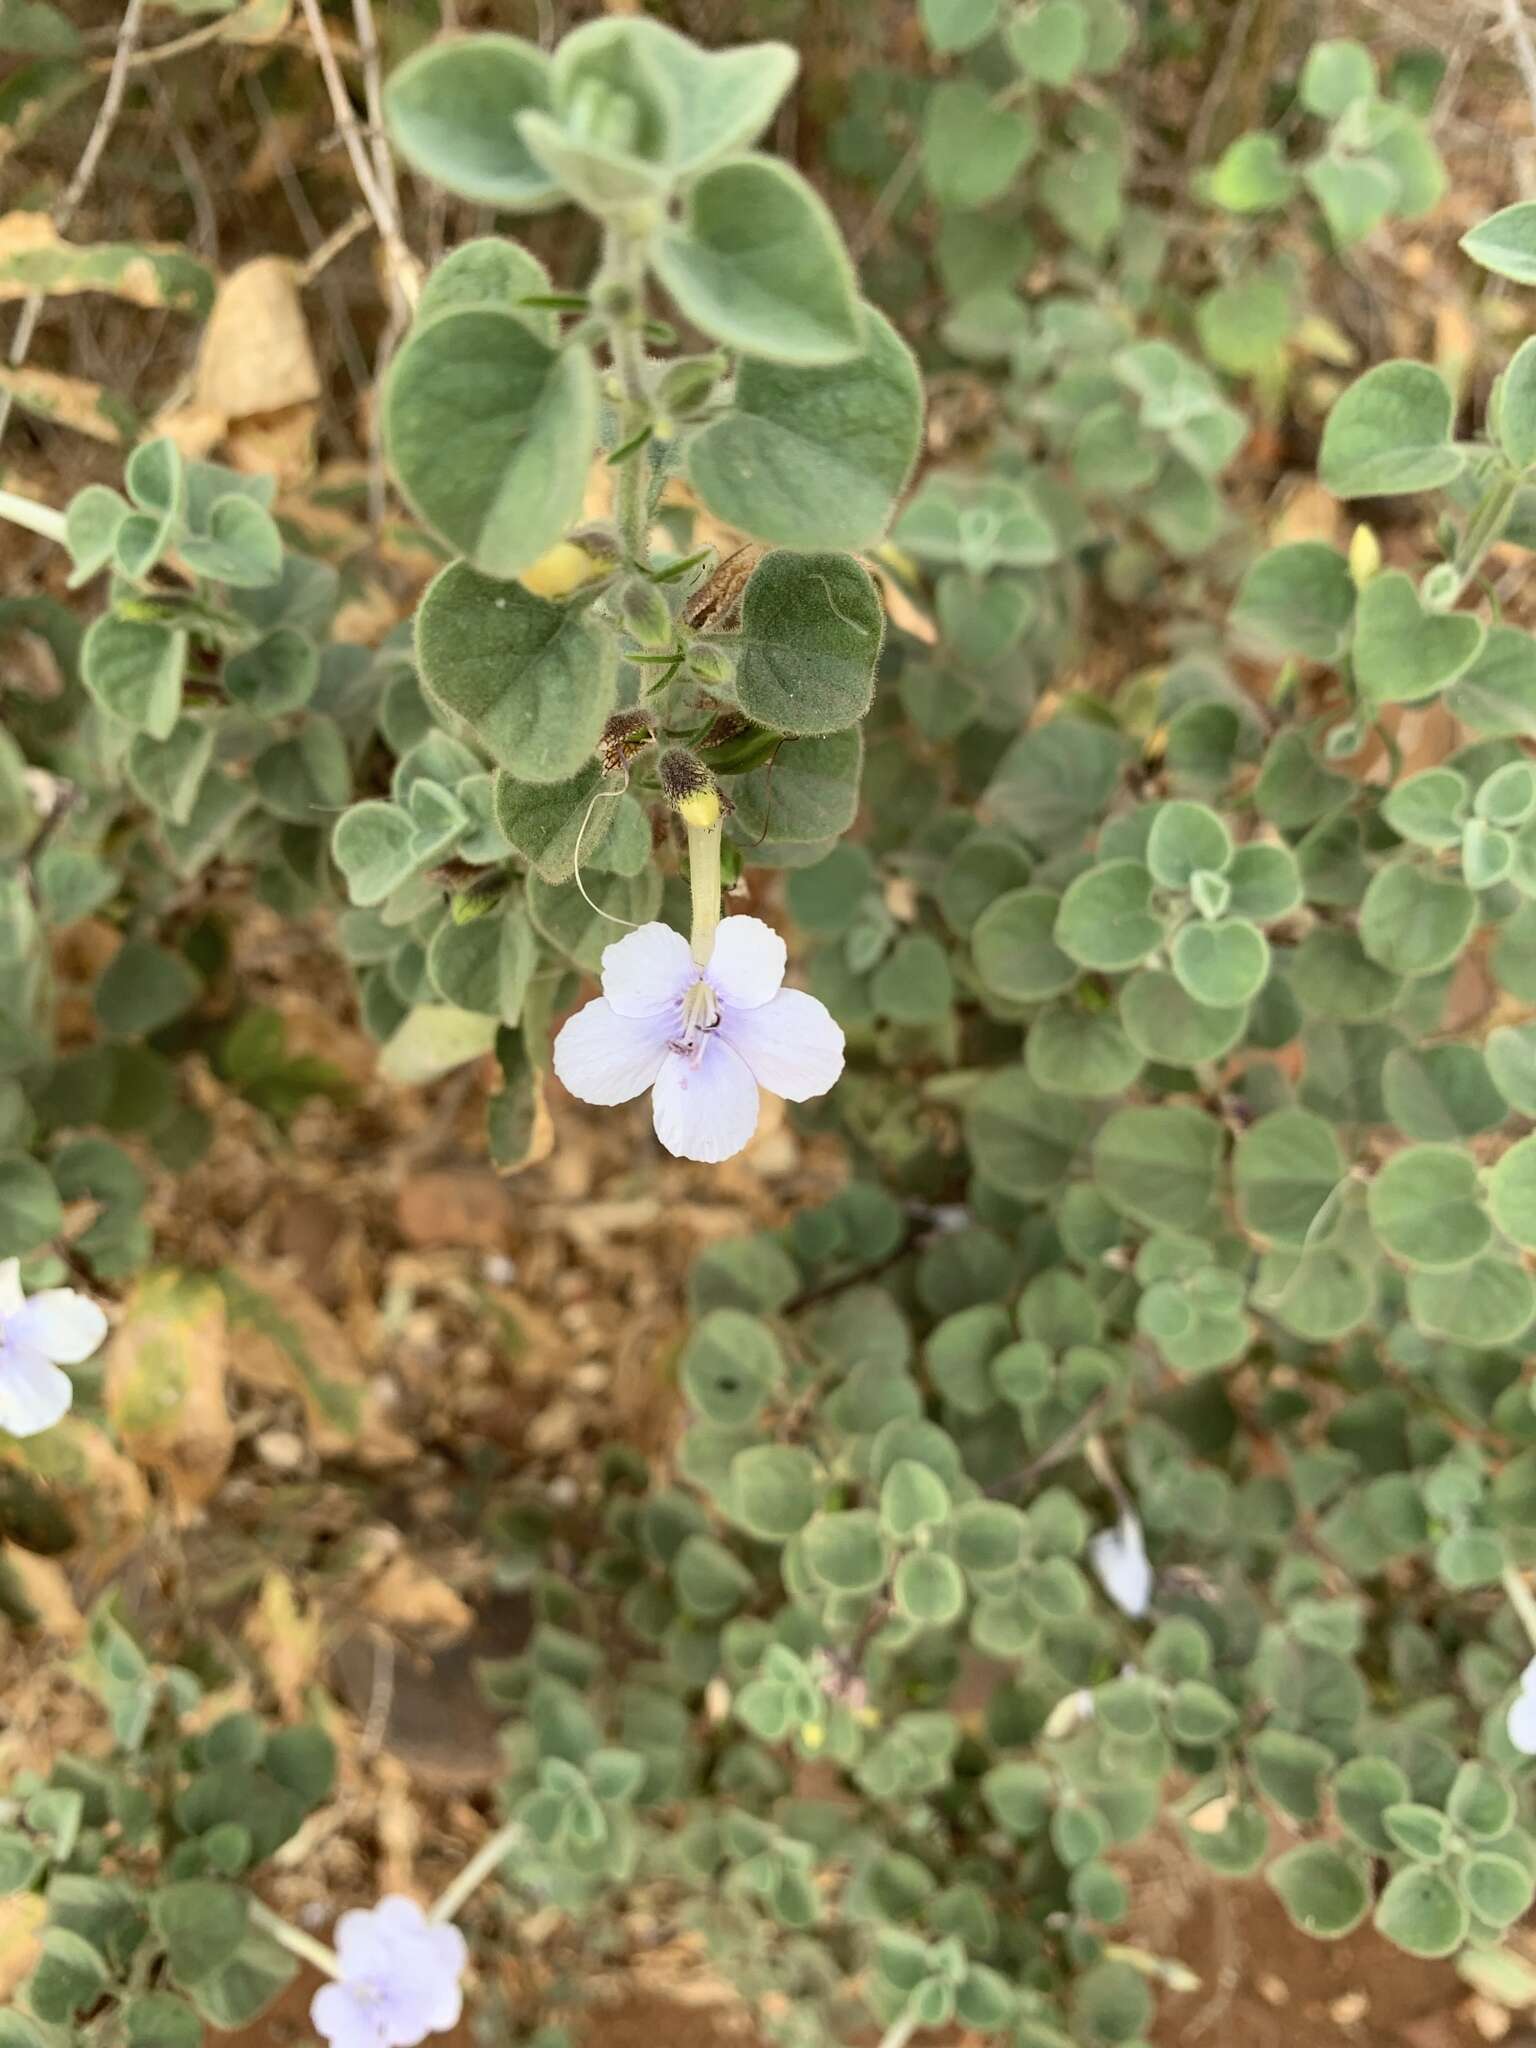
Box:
0;488;68;547
600;223;653;569
687;819;724;967
1503;1561;1536;1657
247;1898;341;1979
876;2014;919;2048
429;1818;525;1926
1449;471;1519;601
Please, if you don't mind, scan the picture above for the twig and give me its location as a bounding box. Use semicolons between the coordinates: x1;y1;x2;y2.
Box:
115;13;228;70
1185;0;1260;166
0;0;148;453
351;0;399;241
294;0;422;313
0;488;67;547
298;208;375;289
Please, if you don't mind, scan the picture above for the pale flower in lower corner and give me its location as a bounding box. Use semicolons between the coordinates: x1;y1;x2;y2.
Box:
552;917;845;1164
0;1257;108;1438
1508;1657;1536;1755
311;1896;468;2048
1088;1509;1153;1620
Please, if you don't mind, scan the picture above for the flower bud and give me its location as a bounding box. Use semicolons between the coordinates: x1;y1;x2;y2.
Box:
656;352;729;417
450;872;510;924
1348;522;1381;588
687;642;735;689
658;747;726;830
618;576;674;651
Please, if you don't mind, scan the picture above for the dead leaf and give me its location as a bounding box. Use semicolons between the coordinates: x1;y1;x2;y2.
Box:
246;1570;323;1717
0;1545;83;1642
0;212;212;315
9;1416;150;1577
105;1271;235;1521
226;400;317;487
194;256;320;420
0;1893;46;2002
871;563;937;646
361;1551;474;1644
151;400;229;462
0;365;131;443
220;1262;414;1465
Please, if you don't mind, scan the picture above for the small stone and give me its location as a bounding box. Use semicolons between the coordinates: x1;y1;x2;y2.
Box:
1258;1975;1288;2007
1328;1993;1368;2026
482;1253;517;1286
573;1362;610;1394
526;1400;581;1454
255;1429;306;1473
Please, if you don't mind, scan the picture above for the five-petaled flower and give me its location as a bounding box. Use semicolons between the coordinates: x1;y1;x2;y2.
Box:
1088;1509;1153;1619
0;1257;107;1439
552;917;844;1164
1508;1657;1536;1755
311;1896;468;2048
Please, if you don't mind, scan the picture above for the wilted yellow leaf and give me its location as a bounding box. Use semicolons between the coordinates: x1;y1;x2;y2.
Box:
105;1271;234;1521
0;212;213;315
219;1263;413;1465
10;1415;150;1576
361;1551;473;1645
0;1892;46;2001
0;1545;83;1642
0;365;130;443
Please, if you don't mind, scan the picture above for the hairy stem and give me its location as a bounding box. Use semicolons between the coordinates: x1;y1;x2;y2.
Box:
429;1818;526;1926
0;488;68;547
876;2015;919;2048
601;224;654;568
247;1899;341;1979
1450;471;1519;601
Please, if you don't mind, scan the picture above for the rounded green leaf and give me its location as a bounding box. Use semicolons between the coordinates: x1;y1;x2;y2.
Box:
1462;201;1536;285
1382;767;1468;849
384;308;597;578
416;560;616;782
1289;928;1403;1020
1461;1853;1535;1930
1093;1106;1221;1233
972;888;1077;1002
1299;37;1374;116
1266;1842;1370;1940
893;1549;966;1626
1224;842;1302;922
1488;1133;1536;1250
686;307;921;550
1234;1109;1346;1247
1027;1004;1143;1099
800;1509;886;1594
653;157;862;366
1233;542;1354;660
1359;861;1477;977
1382;1043;1506;1140
922;80;1037;209
1373;1866;1468;1959
0;1152;64;1258
880;1457;952;1541
965;1068;1095;1200
1171;917;1269;1006
1487;1022;1536;1115
1408;1254;1536;1347
1334;1755;1411;1853
1369;1143;1491;1268
81;614;186;740
1055;860;1162;971
1319;361;1463;498
727;1444;818;1541
1118;970;1247;1063
94;939;202;1038
680;1310;783;1427
223;626;318;717
383;34;559;209
1146;801;1230;889
734;551;883;735
1352;569;1485;706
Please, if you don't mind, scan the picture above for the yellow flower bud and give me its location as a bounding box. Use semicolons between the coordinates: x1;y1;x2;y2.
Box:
1348;523;1382;588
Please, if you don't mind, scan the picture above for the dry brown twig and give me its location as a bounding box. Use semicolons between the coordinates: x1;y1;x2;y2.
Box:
0;0;149;454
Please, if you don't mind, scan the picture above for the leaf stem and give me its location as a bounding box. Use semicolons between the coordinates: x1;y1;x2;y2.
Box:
247;1898;342;1979
1449;470;1519;601
429;1818;526;1926
876;2014;919;2048
0;487;68;547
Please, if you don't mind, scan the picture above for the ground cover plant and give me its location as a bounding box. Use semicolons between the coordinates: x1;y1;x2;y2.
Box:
4;2;1536;2045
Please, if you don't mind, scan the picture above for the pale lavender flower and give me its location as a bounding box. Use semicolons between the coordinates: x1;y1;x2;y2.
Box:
1089;1510;1153;1619
310;1896;468;2048
552;917;844;1164
1508;1657;1536;1756
0;1257;107;1438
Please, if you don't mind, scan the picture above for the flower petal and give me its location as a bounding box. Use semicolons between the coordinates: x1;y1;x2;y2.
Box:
719;988;845;1101
705;916;786;1011
553;998;671;1106
1510;1688;1536;1757
598;921;695;1018
651;1040;760;1163
1088;1512;1152;1619
334;1907;397;1979
311;1981;387;2048
0;1260;22;1319
9;1289;108;1365
0;1348;73;1438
